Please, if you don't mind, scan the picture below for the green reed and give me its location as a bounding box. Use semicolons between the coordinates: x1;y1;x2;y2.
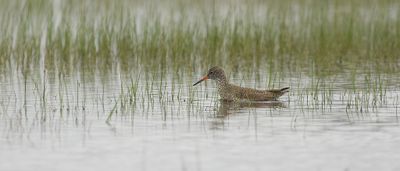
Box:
0;0;398;77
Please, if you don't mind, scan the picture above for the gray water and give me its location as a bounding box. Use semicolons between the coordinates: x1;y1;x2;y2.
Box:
1;70;400;171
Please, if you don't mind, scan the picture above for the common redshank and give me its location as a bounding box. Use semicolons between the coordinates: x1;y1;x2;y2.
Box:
193;66;289;101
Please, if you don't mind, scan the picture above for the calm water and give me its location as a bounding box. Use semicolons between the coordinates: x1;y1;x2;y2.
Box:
1;70;400;171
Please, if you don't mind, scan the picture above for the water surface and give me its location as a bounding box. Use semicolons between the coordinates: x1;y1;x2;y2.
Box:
1;70;400;171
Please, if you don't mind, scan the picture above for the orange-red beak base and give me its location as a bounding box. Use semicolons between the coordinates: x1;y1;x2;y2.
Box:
193;75;208;86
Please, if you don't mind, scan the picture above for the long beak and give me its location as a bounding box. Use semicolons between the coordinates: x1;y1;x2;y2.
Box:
193;75;208;86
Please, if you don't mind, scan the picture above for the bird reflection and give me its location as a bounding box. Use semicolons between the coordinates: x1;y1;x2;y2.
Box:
210;100;286;129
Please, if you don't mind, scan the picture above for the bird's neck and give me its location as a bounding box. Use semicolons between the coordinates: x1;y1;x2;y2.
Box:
215;77;228;87
216;77;230;100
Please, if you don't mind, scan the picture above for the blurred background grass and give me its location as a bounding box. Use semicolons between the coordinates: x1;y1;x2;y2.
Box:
0;0;398;80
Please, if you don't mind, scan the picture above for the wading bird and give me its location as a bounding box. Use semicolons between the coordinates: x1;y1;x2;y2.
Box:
193;66;289;101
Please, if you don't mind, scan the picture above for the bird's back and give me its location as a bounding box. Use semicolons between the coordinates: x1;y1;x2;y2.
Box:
220;84;289;101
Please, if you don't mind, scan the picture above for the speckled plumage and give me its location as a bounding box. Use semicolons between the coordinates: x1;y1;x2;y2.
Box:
193;66;289;101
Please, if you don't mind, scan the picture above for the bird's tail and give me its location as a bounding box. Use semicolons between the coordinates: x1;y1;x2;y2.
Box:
267;87;290;98
280;87;290;93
